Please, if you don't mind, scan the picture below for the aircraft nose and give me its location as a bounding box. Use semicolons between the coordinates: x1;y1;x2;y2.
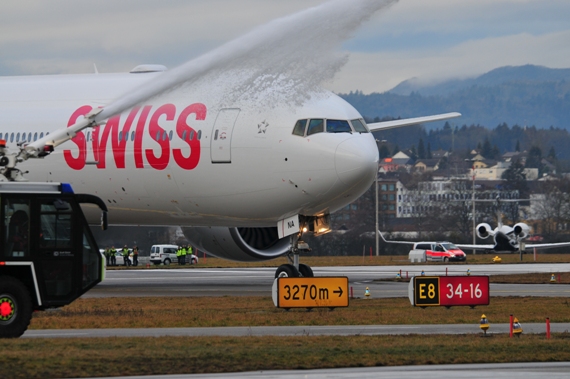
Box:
334;136;378;186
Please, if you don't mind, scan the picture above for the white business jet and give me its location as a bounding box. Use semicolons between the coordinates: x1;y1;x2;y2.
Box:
457;198;570;253
0;1;461;278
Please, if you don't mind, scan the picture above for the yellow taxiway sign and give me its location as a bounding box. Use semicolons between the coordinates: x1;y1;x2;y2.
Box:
272;277;349;309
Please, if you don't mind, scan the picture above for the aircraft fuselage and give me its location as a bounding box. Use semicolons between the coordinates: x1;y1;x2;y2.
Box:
0;73;378;227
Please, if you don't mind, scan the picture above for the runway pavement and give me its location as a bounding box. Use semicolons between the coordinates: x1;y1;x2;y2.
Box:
23;322;570;339
83;362;570;379
85;263;570;298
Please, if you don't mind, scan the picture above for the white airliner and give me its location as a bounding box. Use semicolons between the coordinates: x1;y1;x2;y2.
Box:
0;66;460;277
0;0;462;277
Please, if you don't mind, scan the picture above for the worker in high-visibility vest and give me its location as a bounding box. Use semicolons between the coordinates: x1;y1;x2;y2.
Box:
187;245;194;264
176;246;183;265
132;246;139;266
104;247;111;266
179;245;187;265
110;246;117;266
122;245;130;266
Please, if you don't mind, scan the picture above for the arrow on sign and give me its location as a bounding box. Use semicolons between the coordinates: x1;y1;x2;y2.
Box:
333;287;343;297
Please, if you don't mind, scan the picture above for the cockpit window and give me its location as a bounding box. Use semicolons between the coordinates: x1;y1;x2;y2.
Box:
307;119;324;136
351;119;369;133
292;119;307;136
327;120;352;133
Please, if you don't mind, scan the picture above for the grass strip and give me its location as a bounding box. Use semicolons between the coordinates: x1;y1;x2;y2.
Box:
30;296;570;329
109;254;570;270
2;334;570;379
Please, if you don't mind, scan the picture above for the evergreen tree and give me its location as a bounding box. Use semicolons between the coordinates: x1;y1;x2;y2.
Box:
526;146;543;169
482;137;492;158
547;146;556;161
491;145;500;160
392;145;400;156
379;144;390;159
410;146;418;161
427;142;432;159
502;158;528;197
515;140;520;152
418;138;426;159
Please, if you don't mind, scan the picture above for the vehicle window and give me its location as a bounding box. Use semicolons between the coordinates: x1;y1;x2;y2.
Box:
351;119;369;133
326;120;352;133
82;225;100;290
40;199;73;250
416;244;430;250
292;119;307;136
441;243;458;250
307;119;324;136
4;199;30;258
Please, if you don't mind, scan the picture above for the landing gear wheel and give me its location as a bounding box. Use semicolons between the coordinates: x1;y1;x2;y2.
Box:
275;264;299;278
298;263;314;277
0;277;32;338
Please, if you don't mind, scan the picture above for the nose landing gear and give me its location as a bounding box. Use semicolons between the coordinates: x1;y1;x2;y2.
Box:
274;234;314;278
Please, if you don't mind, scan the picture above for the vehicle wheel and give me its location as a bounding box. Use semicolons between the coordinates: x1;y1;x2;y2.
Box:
0;276;33;338
275;264;299;278
298;264;314;277
191;258;197;265
164;259;171;266
443;257;449;263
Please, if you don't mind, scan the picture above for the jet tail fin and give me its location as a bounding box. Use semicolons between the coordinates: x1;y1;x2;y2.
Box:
367;112;461;132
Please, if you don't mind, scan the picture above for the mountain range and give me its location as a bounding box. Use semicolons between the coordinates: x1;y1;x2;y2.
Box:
339;65;570;130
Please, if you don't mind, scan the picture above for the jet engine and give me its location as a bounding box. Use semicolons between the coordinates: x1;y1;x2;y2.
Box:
181;226;291;262
476;223;494;239
513;222;530;239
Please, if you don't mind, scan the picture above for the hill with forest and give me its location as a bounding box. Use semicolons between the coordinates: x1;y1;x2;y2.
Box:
339;65;570;131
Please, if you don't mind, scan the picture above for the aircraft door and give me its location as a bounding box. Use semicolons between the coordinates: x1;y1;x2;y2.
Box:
210;108;240;164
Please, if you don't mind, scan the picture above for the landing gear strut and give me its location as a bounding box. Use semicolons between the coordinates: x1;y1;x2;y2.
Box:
274;233;314;278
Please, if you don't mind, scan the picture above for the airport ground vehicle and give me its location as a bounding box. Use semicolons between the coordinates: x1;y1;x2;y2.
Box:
0;182;107;338
150;244;198;265
410;242;467;262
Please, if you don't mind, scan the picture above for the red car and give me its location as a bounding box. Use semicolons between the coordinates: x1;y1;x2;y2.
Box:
411;242;467;262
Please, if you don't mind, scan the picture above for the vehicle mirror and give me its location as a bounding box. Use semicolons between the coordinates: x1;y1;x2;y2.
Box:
53;198;70;211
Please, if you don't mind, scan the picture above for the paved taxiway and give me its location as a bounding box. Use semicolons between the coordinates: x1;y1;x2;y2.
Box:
23;322;570;339
84;263;570;298
81;362;570;379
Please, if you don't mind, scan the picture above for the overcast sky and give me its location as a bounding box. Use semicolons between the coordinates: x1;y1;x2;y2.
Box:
1;0;569;94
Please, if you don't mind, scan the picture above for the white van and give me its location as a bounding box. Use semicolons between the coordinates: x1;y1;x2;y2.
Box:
149;244;198;265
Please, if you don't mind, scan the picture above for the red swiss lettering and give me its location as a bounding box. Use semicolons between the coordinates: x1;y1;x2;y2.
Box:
145;104;175;170
64;105;91;170
64;103;205;171
134;106;152;169
173;103;206;170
